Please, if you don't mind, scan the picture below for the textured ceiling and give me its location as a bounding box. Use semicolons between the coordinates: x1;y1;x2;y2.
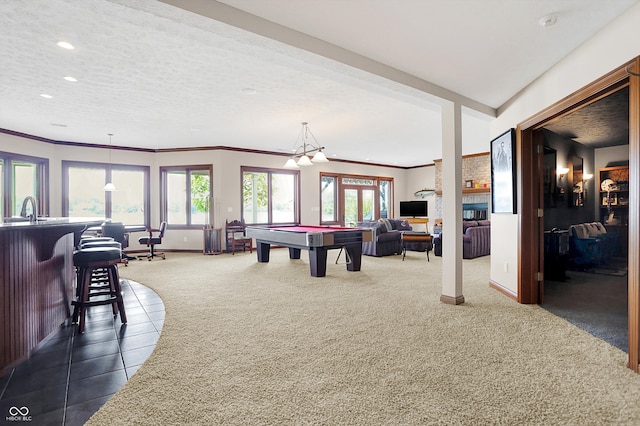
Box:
0;0;637;166
217;0;636;109
545;87;630;148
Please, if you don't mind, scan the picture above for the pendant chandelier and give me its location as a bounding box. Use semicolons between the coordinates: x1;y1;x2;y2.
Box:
283;122;329;169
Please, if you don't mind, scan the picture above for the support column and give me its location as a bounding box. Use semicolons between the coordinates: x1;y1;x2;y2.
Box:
440;101;465;305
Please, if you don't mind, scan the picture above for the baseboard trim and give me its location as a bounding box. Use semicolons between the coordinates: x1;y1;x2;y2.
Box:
440;294;465;305
489;280;517;301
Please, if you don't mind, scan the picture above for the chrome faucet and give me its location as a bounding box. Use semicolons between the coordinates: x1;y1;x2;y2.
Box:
20;196;38;222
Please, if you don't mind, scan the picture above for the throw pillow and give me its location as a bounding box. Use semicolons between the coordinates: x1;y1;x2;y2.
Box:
398;220;412;231
380;218;393;232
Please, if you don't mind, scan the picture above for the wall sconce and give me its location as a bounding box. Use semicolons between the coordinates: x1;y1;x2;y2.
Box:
583;173;593;180
556;167;569;200
557;167;570;189
557;166;570;179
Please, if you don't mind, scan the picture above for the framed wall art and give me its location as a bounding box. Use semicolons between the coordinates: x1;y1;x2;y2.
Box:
490;128;517;214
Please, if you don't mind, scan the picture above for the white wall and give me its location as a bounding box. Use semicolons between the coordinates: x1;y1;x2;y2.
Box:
490;2;640;295
405;165;436;232
595;145;630;170
405;165;435;200
1;132;412;250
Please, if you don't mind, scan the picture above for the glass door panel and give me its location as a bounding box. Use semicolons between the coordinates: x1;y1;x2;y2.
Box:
362;189;375;222
344;188;358;227
342;186;378;226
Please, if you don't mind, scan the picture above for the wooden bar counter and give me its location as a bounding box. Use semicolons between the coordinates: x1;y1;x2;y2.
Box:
0;218;103;374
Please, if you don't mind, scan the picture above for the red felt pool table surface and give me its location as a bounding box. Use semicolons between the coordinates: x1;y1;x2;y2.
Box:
268;225;354;233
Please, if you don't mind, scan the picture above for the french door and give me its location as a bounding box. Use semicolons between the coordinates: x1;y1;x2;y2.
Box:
320;173;393;227
342;184;377;227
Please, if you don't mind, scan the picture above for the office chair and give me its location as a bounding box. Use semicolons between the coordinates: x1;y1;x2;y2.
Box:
138;221;167;260
101;221;135;262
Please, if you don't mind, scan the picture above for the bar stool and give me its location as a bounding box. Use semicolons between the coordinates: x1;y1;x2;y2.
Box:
72;246;127;333
79;236;114;246
81;238;129;266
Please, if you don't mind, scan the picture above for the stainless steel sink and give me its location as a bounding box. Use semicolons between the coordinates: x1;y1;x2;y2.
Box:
4;216;31;223
3;216;57;223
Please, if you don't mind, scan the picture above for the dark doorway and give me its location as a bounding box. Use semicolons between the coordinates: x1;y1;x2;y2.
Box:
517;57;639;372
538;88;629;352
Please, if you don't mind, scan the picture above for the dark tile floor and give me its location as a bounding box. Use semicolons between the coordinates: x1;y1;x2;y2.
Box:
542;266;628;352
0;279;164;426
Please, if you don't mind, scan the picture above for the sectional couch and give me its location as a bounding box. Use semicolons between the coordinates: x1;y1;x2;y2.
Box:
433;220;491;259
356;218;414;257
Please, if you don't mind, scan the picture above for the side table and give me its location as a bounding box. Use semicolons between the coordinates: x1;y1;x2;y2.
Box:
401;232;433;261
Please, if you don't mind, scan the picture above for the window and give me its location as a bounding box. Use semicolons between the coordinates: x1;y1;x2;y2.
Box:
242;167;299;225
63;161;149;225
320;172;393;226
111;169;147;224
67;166;106;218
321;174;337;223
1;152;48;218
161;166;212;227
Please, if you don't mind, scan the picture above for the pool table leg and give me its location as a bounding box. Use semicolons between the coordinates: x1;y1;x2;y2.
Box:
256;241;271;262
308;247;328;277
288;247;301;259
344;244;362;272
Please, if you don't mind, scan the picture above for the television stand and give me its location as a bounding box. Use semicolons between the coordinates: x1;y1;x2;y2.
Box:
401;217;429;232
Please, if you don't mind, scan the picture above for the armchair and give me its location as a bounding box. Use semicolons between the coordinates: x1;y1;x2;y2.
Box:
138;222;167;260
585;222;619;258
568;224;600;268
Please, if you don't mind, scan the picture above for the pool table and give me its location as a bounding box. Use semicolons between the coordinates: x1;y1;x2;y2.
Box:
245;225;372;277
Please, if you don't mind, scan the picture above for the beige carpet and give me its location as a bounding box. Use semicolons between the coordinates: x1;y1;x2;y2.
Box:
88;251;640;425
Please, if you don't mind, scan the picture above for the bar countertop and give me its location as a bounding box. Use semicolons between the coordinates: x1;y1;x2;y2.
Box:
0;216;105;229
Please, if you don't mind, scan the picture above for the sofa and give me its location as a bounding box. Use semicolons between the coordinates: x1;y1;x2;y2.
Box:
568;222;619;267
433;220;491;259
356;218;414;257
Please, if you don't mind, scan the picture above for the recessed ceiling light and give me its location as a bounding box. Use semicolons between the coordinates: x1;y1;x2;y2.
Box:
538;14;558;28
241;88;257;95
56;41;75;50
40;94;53;99
63;76;77;82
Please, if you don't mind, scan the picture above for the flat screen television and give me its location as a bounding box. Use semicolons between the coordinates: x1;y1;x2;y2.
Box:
400;200;428;218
